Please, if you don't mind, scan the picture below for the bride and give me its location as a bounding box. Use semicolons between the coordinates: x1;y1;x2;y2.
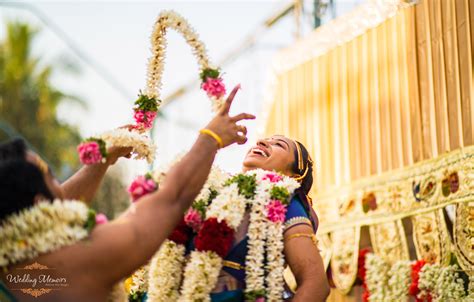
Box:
209;136;330;301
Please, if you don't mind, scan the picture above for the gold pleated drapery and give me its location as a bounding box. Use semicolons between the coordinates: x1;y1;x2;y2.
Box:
264;0;473;300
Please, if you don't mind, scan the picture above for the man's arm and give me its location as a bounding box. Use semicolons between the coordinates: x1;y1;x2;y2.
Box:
43;86;254;288
61;146;132;204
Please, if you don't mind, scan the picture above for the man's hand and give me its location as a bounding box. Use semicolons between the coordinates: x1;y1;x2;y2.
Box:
105;146;133;165
204;85;255;148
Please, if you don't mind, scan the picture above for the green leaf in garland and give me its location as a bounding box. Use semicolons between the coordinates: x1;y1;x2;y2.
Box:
244;289;266;301
200;68;220;82
192;199;208;218
224;174;257;199
84;208;97;232
134;93;160;112
128;291;146;302
270;186;290;203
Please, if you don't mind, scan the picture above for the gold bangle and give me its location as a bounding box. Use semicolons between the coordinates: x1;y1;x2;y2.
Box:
200;129;223;149
285;233;318;246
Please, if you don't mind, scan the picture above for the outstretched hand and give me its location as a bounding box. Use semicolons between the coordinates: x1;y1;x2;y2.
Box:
204;85;255;148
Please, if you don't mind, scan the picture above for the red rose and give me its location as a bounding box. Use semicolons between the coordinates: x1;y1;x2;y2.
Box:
195;218;234;258
169;219;192;245
409;260;427;298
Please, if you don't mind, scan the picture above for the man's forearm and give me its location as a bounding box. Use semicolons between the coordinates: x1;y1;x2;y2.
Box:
61;163;109;204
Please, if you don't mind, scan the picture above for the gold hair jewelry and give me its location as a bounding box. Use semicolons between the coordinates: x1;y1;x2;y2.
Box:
200;129;223;149
294;165;309;182
294;140;303;172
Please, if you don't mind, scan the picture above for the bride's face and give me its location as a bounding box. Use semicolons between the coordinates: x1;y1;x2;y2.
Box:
242;135;295;176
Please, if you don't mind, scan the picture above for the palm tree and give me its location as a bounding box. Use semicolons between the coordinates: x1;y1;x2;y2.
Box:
0;21;83;178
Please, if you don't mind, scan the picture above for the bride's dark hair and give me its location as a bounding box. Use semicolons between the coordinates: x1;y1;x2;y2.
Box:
291;140;318;230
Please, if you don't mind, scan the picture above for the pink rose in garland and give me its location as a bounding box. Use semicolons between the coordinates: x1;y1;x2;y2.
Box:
128;173;158;202
262;172;283;183
95;213;109;225
184;208;203;232
200;68;226;98
133;93;160;130
265;199;287;223
77;138;107;165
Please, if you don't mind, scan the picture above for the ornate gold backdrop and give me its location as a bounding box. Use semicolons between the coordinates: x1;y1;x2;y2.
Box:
263;0;473;300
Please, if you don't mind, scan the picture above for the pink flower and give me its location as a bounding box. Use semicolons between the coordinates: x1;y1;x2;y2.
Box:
266;199;287;223
201;78;226;98
184;208;203;232
128;175;157;202
256;298;265;302
95;213;109;225
262;172;283;183
77;141;103;165
134;110;157;129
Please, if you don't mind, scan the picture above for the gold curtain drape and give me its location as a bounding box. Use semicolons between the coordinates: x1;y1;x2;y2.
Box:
264;0;473;301
265;0;473;203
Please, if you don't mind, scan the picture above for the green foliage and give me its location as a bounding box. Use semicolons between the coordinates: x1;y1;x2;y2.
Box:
224;174;257;199
270;186;290;203
244;289;266;300
199;68;220;82
128;291;145;302
0;21;82;179
84;209;97;232
133;93;159;112
192;188;218;217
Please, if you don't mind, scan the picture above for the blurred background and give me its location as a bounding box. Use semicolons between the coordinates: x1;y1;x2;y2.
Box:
0;0;361;217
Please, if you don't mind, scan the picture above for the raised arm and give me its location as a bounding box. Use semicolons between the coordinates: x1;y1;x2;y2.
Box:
44;86;255;289
61;146;132;204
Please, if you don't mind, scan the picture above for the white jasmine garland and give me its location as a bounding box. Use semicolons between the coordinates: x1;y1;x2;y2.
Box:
148;240;186;301
205;183;246;229
0;200;92;268
178;251;222;302
129;265;149;297
418;264;466;301
365;253;390;302
265;222;285;301
386;260;412;300
146;10;224;111
99;128;156;163
245;169;299;300
177;174;248;301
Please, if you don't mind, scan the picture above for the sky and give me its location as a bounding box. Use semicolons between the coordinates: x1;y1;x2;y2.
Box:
0;0;361;181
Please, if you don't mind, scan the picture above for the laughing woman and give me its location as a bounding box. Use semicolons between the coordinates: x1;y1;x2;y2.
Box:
210;135;330;302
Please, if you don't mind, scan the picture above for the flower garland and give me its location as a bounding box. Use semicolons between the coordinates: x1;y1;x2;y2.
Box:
77;138;107;165
418;263;466;302
178;176;252;301
364;253;390;302
386;260;412;301
361;253;471;302
245;170;299;301
0;200;96;268
125;163;229;301
78;10;226;164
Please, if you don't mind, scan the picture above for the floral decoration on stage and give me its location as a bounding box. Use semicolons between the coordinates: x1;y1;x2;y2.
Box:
357;251;472;302
0;200;97;268
78;10;226;165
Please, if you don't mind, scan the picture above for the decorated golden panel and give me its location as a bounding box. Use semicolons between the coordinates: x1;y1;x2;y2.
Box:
454;203;474;276
330;227;360;294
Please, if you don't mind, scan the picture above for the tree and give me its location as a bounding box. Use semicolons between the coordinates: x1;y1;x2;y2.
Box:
0;21;82;178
